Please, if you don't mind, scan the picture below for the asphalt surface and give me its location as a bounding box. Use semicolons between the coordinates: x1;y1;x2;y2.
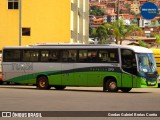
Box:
0;85;160;120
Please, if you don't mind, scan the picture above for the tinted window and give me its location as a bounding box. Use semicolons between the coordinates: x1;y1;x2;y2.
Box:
78;49;119;63
22;50;39;62
3;49;21;62
87;50;98;62
40;50;49;62
78;50;88;62
99;49;119;63
61;50;77;62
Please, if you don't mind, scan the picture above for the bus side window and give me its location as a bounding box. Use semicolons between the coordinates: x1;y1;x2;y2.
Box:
40;50;49;62
98;49;119;63
61;50;69;62
99;51;108;62
3;49;21;62
68;50;77;62
78;50;87;62
61;50;77;62
30;50;39;62
22;50;39;62
88;50;97;62
49;50;59;62
23;50;31;61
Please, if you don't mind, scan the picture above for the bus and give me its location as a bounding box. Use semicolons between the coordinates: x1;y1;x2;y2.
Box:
151;48;160;87
1;44;158;92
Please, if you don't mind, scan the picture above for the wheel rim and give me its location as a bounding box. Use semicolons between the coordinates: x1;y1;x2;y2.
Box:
109;81;116;90
39;79;46;88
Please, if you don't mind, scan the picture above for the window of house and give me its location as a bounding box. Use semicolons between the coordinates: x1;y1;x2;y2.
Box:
22;28;31;36
8;0;19;9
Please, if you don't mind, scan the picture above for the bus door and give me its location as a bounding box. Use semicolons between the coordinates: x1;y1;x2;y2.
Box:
61;50;77;85
121;49;137;88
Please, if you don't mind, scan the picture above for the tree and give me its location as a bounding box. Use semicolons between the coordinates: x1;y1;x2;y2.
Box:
96;25;108;43
90;6;105;16
130;10;136;16
104;19;141;44
154;34;160;45
124;3;130;8
89;26;97;39
138;40;150;48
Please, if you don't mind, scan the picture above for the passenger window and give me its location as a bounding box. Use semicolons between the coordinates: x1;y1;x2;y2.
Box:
88;50;97;62
3;49;21;62
49;50;59;62
99;50;109;62
61;50;77;62
99;49;119;63
22;50;39;62
78;50;87;62
40;50;49;62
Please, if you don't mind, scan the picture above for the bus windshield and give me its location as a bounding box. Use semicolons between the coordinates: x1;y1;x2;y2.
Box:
137;53;157;73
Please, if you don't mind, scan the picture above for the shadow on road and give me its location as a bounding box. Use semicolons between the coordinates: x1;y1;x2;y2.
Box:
0;85;153;94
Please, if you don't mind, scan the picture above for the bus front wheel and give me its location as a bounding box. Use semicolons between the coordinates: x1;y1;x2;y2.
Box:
104;79;118;92
37;76;51;90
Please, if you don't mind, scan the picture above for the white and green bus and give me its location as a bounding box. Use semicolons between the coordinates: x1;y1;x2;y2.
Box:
2;44;158;92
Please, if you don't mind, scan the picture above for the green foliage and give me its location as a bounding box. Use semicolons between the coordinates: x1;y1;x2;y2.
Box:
104;19;141;44
89;26;97;38
154;34;160;44
90;6;105;16
124;3;130;8
130;10;136;15
96;25;108;41
98;39;110;44
89;19;141;45
138;40;150;48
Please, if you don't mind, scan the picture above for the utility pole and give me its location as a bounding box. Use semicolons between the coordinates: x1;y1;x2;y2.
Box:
19;0;22;46
117;0;119;20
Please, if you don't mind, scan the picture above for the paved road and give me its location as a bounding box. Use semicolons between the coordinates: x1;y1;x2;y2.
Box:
0;85;160;120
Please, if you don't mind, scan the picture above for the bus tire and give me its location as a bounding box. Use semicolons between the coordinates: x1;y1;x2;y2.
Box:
105;78;118;92
121;88;132;92
37;76;51;90
54;85;66;90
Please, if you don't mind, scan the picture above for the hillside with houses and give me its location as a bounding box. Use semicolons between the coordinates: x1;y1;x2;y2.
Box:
89;0;160;47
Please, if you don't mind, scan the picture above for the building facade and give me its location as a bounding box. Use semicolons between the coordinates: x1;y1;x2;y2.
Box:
0;0;89;50
130;0;140;15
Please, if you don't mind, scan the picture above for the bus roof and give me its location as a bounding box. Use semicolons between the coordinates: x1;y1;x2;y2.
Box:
3;44;152;53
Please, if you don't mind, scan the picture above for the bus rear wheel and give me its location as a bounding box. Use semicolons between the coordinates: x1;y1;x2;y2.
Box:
121;88;132;92
104;79;118;92
37;76;51;90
